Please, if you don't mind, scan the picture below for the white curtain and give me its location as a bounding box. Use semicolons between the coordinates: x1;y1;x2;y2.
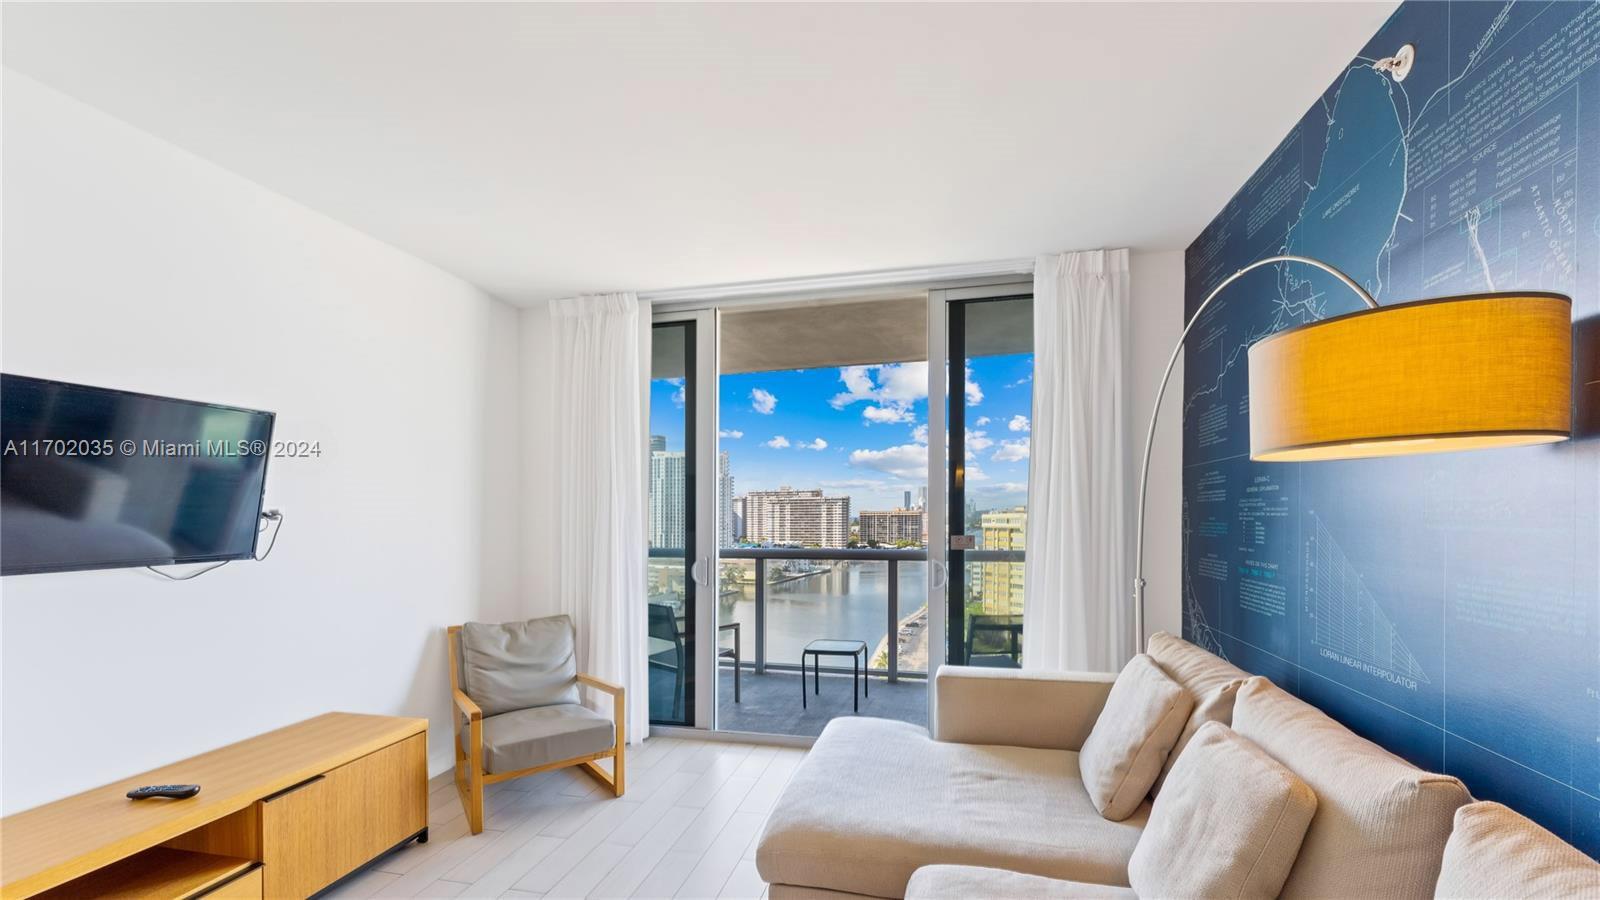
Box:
1023;249;1133;673
551;292;650;742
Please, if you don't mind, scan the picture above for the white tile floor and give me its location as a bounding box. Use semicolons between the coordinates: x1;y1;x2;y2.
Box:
323;737;804;900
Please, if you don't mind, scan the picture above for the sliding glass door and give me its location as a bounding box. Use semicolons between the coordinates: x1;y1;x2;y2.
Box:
646;314;716;727
649;284;1032;735
936;288;1034;668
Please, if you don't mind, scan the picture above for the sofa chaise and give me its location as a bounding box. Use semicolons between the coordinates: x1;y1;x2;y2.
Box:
756;632;1599;898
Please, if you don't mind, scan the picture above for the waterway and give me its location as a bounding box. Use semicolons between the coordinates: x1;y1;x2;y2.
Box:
718;560;930;674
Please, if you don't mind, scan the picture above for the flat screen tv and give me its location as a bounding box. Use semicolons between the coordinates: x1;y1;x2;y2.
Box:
1;374;275;575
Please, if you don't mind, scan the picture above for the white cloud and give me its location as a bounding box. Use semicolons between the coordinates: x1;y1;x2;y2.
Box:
974;416;991;427
849;444;928;479
966;429;994;451
863;404;914;424
829;366;878;408
829;363;928;424
973;481;1028;494
965;463;989;481
965;367;984;406
878;363;929;405
993;438;1030;462
719;429;744;439
1008;415;1030;433
1006;374;1033;389
750;388;777;414
765;435;791;448
802;438;828;451
911;424;929;444
820;478;891;490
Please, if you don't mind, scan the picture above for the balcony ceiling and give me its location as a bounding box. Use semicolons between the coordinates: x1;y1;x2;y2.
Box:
4;2;1397;305
657;294;1032;378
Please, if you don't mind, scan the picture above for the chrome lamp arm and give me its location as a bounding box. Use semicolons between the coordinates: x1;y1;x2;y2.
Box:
1131;255;1377;654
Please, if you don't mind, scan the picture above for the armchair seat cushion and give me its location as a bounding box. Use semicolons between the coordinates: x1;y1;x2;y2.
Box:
462;703;615;774
757;718;1148;899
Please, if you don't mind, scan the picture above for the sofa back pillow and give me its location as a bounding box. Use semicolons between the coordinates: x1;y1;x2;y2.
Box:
1146;631;1249;795
1435;801;1600;899
1231;677;1469;899
460;615;581;717
1129;722;1317;899
1077;654;1193;821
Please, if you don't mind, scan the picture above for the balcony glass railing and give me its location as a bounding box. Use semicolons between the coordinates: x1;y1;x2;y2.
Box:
651;546;1024;686
718;549;929;679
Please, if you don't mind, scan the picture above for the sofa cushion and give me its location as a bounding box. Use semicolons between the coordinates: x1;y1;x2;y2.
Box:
460;616;580;716
1434;801;1600;899
1231;677;1470;899
907;866;1138;899
1146;631;1249;794
1129;722;1317;899
757;718;1149;898
461;704;613;774
1077;654;1193;821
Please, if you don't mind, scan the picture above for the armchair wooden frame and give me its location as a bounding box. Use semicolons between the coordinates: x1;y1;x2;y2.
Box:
447;625;626;834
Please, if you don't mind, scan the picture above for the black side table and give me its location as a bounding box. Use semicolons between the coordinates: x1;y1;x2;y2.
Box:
801;639;869;712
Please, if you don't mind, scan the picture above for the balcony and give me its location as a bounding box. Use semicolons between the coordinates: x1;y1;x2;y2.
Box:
649;546;1024;738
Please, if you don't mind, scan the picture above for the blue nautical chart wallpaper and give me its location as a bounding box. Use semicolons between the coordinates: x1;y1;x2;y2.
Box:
1182;1;1599;857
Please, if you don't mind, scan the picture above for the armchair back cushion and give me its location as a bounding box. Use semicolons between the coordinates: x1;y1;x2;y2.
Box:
1231;677;1469;899
1145;632;1249;795
1129;722;1316;899
1077;654;1193;821
460;615;581;716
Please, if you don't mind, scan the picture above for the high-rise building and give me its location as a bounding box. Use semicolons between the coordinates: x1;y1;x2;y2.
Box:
903;490;912;509
717;451;734;548
858;508;926;546
731;496;746;541
744;487;850;547
916;486;928;509
972;507;1026;614
648;442;686;550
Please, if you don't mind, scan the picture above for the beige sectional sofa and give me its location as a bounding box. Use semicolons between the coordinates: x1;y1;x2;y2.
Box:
755;632;1599;899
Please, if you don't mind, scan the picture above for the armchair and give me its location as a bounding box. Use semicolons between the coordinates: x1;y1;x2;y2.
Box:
447;616;625;834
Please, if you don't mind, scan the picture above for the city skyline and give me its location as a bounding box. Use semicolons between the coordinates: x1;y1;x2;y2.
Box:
649;354;1034;517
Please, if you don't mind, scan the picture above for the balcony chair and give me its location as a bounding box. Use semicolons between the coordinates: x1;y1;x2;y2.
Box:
965;614;1023;668
719;621;741;703
647;602;685;721
448;615;624;834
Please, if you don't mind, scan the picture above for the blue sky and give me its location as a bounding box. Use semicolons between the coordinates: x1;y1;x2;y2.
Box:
650;353;1033;515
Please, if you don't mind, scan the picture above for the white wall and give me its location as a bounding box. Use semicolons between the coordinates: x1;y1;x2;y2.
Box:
1128;251;1185;641
0;73;521;812
516;301;561;620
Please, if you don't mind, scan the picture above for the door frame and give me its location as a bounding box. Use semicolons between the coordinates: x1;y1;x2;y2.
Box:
648;310;718;729
653;275;1033;737
927;281;1032;728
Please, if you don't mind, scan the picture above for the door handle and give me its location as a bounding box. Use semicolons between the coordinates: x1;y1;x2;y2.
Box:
930;560;948;591
691;557;709;586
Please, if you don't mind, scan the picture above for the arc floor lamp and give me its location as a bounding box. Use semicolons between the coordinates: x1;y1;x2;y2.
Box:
1131;254;1573;645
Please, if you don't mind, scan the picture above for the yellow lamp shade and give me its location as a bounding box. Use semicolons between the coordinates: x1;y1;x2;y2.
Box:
1247;292;1571;462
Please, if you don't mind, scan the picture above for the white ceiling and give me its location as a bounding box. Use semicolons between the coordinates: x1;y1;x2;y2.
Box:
2;2;1397;305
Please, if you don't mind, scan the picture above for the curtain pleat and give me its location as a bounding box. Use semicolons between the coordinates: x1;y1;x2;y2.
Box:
551;292;650;742
1023;250;1133;672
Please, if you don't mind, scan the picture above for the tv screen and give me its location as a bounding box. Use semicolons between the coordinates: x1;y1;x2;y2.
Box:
1;374;275;575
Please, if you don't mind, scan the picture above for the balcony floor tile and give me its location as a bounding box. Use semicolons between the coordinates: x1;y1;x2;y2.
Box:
715;666;927;737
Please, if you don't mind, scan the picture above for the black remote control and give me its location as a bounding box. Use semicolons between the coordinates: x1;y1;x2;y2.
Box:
126;784;200;800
